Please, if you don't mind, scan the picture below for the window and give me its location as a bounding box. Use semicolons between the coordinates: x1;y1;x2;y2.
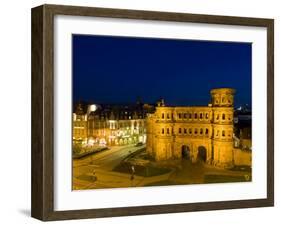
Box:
184;113;187;119
216;130;219;136
200;128;203;135
162;113;164;119
178;113;182;119
189;128;192;134
205;113;209;119
200;113;203;119
194;128;198;134
162;128;164;134
194;113;197;119
189;113;192;119
222;130;225;137
222;114;225;120
167;113;170;119
179;128;182;134
167;128;170;134
184;128;187;134
216;114;219;120
206;128;209;135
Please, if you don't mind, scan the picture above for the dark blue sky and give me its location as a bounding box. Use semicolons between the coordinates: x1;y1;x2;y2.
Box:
73;35;252;107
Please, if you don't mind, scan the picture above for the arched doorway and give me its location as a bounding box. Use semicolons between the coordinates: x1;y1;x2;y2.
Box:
181;145;191;160
197;146;207;162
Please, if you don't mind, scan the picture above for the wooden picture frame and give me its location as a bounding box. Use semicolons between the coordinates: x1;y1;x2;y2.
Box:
31;4;274;221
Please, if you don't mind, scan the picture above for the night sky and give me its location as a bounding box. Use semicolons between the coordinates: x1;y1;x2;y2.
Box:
72;35;252;107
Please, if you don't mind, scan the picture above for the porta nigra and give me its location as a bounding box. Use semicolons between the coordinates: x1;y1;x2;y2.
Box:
146;88;236;168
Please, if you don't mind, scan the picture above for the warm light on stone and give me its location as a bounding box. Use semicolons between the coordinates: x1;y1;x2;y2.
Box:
146;88;237;168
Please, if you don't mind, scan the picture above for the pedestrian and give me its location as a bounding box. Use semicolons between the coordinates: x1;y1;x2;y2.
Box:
130;165;135;187
131;165;135;174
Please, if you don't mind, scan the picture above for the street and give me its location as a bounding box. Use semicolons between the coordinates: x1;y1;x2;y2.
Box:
73;145;251;190
73;145;148;189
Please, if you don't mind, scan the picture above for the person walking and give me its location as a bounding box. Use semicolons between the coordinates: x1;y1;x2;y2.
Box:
130;165;135;187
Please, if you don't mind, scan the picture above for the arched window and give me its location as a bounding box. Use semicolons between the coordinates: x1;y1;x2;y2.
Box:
189;128;192;134
205;113;209;119
178;113;182;119
162;128;164;134
167;128;170;134
189;113;192;119
184;113;187;119
216;114;219;120
194;128;198;134
184;128;187;134
179;128;182;134
206;128;209;135
162;113;164;119
222;130;225;137
167;113;170;119
222;114;225;120
200;128;203;135
200;113;203;119
194;113;198;119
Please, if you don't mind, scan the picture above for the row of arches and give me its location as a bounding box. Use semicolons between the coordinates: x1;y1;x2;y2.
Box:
159;111;233;123
213;128;232;139
212;94;233;106
160;111;211;121
176;112;210;121
213;112;233;122
161;127;211;137
181;145;207;162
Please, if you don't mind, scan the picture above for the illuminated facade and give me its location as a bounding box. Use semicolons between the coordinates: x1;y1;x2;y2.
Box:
73;103;151;146
73;103;88;144
146;88;236;168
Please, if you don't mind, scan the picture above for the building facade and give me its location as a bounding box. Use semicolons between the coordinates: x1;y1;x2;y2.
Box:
73;103;88;144
146;88;236;168
72;102;152;147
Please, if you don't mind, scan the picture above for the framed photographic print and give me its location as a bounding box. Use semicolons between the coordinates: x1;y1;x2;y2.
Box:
31;4;274;221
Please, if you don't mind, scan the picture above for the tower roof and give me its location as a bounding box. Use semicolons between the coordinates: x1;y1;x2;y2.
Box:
210;88;236;95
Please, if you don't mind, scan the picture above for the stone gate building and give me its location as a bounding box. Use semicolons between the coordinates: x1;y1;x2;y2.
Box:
146;88;236;168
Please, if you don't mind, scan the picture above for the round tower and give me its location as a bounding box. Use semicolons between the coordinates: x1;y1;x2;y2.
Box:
211;88;235;168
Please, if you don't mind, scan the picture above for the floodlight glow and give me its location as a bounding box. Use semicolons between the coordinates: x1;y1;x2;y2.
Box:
87;104;97;114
